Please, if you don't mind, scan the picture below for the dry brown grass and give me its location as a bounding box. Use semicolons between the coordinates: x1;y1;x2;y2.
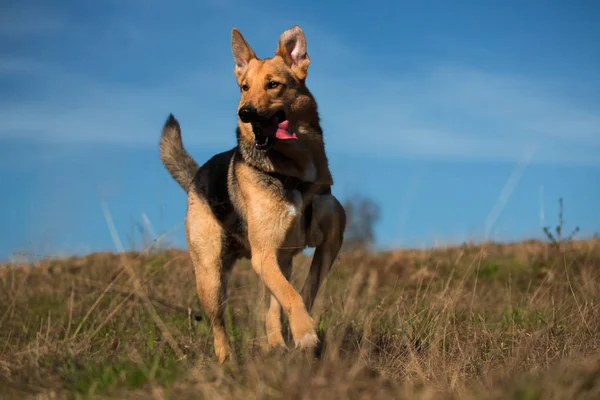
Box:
1;239;599;399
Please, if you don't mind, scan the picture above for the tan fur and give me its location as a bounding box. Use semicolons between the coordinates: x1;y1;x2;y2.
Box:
159;25;346;364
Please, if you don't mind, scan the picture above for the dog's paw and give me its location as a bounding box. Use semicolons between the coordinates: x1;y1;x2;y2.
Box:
215;343;232;365
294;332;319;349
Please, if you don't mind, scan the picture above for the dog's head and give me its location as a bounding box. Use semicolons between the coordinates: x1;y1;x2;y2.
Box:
232;26;316;151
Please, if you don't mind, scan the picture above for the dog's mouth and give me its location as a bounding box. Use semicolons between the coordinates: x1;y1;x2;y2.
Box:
252;110;297;151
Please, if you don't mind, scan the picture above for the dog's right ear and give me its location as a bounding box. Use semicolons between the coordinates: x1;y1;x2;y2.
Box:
231;28;257;80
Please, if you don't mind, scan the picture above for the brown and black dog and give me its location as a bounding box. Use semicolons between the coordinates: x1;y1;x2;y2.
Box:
159;25;346;364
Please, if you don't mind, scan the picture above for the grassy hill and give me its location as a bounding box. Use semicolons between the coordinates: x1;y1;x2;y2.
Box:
1;239;599;399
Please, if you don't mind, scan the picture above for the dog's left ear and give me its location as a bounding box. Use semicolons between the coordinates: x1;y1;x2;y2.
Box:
276;25;310;80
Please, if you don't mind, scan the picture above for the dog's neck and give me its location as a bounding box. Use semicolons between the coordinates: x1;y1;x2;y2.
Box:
235;120;333;185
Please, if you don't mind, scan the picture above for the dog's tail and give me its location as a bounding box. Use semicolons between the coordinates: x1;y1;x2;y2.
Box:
159;114;200;192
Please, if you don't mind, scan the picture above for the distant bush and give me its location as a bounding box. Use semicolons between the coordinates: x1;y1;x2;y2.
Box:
342;194;381;251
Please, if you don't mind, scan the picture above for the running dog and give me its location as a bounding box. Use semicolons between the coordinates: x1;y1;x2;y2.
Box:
159;25;346;364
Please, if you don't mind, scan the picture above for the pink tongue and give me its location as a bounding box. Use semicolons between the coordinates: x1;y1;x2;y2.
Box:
274;120;298;140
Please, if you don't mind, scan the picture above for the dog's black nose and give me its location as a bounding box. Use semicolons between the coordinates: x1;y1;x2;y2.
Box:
238;106;258;123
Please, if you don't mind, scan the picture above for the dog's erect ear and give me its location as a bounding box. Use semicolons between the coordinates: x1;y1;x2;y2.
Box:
232;28;257;79
275;25;310;80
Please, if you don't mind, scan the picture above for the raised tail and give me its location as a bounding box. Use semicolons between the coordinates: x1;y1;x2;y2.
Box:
159;114;200;192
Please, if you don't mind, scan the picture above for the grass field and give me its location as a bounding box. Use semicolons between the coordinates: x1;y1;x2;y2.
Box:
1;238;599;399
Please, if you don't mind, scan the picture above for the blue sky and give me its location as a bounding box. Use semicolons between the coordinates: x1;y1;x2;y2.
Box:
1;0;599;260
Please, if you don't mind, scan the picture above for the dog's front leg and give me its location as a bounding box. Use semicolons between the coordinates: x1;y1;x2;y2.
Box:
250;246;318;349
246;199;317;349
264;253;293;349
236;162;317;349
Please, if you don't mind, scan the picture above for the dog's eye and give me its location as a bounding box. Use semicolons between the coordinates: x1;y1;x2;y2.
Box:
241;84;249;91
267;81;280;89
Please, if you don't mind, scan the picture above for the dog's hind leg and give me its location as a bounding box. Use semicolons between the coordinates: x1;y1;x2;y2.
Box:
302;194;346;314
186;191;233;364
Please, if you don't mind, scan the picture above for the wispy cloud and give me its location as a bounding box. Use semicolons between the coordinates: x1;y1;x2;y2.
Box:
0;54;238;147
2;60;598;166
1;1;598;167
313;66;600;165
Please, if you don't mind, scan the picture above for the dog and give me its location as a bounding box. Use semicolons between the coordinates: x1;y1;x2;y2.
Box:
159;25;346;364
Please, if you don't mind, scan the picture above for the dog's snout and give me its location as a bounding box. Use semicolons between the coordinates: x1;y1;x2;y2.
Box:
238;106;258;123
